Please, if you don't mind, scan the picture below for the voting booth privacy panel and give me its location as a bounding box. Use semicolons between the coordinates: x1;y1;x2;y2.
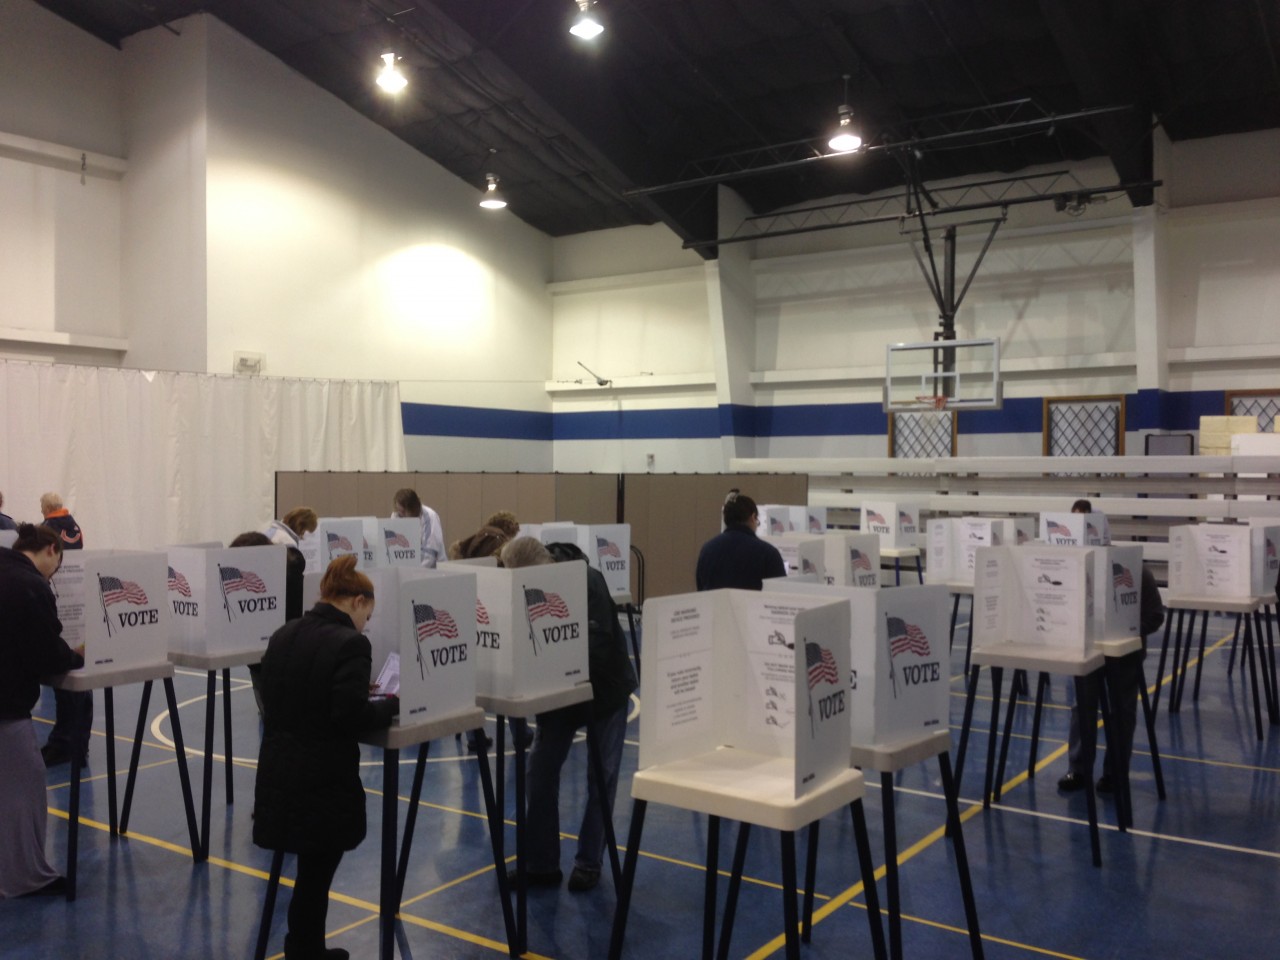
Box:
536;522;633;597
973;546;1102;654
641;589;851;797
926;517;1032;585
1039;512;1110;547
860;501;923;550
167;545;287;656
1168;523;1280;597
764;581;950;748
53;550;170;672
276;471;809;600
759;505;828;536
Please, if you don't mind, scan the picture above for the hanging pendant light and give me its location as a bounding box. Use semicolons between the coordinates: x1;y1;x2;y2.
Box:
827;74;862;153
569;0;604;40
376;53;407;93
479;173;508;210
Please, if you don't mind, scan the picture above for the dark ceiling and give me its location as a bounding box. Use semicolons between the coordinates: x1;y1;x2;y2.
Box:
39;0;1280;255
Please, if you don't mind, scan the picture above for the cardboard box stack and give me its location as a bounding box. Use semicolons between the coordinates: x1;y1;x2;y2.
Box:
1199;415;1257;455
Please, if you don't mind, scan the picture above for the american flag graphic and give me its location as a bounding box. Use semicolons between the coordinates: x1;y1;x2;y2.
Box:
1112;563;1134;589
850;549;873;571
167;566;192;597
413;603;458;640
808;516;823;533
100;576;149;606
384;529;412;549
1017;529;1029;544
887;616;931;658
801;557;817;574
805;641;841;690
220;566;267;594
899;510;915;528
769;517;784;533
866;510;887;526
1046;520;1072;538
1086;522;1099;539
524;588;570;621
597;537;622;559
327;531;354;552
476;599;490;625
1267;540;1277;559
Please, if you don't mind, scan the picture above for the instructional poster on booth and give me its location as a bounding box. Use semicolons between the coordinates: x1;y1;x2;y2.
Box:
651;600;715;749
1020;553;1086;645
734;596;806;754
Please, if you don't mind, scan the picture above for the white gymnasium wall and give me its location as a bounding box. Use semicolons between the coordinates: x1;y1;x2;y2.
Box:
0;1;125;357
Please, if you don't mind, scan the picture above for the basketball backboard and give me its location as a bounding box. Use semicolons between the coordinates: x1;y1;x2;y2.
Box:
884;338;1002;412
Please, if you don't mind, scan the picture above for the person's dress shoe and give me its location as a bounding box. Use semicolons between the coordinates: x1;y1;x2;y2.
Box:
466;731;493;753
567;866;600;892
507;867;562;887
1057;771;1087;792
1095;773;1114;795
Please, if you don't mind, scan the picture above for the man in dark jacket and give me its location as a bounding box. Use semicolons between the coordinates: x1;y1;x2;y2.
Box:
38;492;89;768
1059;564;1164;795
695;491;786;591
0;490;17;531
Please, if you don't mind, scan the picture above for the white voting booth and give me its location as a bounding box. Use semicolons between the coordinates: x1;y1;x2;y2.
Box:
822;532;882;588
1039;512;1110;546
1168;523;1280;597
761;532;826;580
362;568;478;722
763;582;950;748
537;522;633;598
860;501;923;549
640;590;851;797
53;550;170;672
0;529;16;549
973;545;1097;654
374;517;424;567
927;518;1005;585
167;545;286;656
298;518;365;572
469;561;589;700
758;505;828;536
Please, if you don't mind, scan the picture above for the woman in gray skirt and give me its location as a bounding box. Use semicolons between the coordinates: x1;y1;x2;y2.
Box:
0;523;81;897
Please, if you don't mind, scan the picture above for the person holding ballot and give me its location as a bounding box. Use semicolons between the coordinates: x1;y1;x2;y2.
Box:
695;490;786;591
0;523;81;897
252;555;397;960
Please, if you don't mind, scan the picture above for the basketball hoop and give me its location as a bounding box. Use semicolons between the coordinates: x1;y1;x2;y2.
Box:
915;394;948;411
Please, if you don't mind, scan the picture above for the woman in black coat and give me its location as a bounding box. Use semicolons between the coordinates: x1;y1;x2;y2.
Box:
253;555;397;960
0;524;81;898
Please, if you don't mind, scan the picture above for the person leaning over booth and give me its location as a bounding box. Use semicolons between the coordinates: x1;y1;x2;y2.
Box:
38;492;89;769
0;524;81;898
695;491;786;591
231;531;306;717
253;555;397;960
502;536;637;892
1059;498;1165;795
392;488;444;569
262;506;319;549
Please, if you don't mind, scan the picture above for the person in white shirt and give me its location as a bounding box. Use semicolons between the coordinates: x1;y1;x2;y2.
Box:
261;506;318;548
391;489;444;568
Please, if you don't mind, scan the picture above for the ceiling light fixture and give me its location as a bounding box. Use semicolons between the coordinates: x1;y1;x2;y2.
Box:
376;52;407;93
828;74;862;153
569;0;604;40
479;173;508;210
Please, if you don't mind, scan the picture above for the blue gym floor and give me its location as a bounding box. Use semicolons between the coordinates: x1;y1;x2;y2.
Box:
3;610;1279;959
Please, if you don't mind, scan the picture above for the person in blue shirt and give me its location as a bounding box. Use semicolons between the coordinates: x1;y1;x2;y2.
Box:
695;491;786;591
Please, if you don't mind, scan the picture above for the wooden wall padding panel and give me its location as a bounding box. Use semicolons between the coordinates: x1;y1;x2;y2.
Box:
556;474;618;525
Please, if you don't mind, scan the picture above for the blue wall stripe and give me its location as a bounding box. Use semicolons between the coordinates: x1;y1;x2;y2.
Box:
401;402;552;441
402;390;1230;441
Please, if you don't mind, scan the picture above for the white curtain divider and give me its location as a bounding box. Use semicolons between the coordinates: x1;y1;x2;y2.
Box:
0;360;406;549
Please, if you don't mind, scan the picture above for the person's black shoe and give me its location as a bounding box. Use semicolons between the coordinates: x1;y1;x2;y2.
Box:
507;867;562;887
467;731;493;753
567;866;600;893
516;727;535;749
1095;773;1114;795
1057;771;1087;792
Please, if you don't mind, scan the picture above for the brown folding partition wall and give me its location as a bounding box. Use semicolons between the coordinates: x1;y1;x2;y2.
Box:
275;471;808;602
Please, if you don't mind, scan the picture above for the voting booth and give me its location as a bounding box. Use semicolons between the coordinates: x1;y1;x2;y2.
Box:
166;545;287;657
758;504;828;536
536;522;633;598
1039;512;1110;547
53;550;170;672
468;560;589;700
763;582;950;748
1167;523;1280;597
760;532;827;581
972;545;1096;654
926;518;1008;585
860;501;923;549
298;518;365;572
640;589;852;795
821;531;881;588
1093;546;1144;641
